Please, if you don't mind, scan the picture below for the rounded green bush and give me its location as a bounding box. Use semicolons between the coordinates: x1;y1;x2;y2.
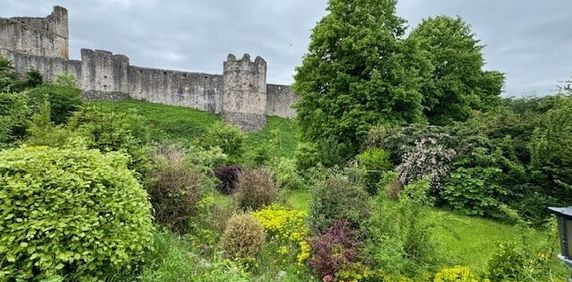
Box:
220;214;266;261
0;146;154;281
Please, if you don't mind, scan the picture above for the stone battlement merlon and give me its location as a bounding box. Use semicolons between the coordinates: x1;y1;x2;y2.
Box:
0;6;298;131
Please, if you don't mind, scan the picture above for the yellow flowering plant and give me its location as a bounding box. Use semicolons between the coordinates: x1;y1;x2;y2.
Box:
251;205;311;266
433;266;479;282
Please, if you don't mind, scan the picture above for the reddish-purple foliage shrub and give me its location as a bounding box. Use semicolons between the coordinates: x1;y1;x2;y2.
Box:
215;165;243;194
308;220;360;279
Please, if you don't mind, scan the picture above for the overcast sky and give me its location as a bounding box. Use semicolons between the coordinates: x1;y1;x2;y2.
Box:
1;0;571;96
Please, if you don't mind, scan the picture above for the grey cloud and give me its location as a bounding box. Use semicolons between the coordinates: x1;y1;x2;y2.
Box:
1;0;571;96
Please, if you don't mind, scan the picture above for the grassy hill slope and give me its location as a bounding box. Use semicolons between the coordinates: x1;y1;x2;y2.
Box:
91;99;298;159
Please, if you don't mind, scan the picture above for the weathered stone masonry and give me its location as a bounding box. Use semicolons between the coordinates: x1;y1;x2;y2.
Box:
0;6;298;131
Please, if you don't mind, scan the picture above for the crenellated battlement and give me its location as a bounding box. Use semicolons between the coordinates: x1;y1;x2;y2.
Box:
222;53;268;130
0;6;298;131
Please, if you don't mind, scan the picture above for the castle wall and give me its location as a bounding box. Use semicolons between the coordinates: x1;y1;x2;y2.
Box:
0;49;81;82
129;67;223;113
0;6;69;59
266;84;298;118
0;6;299;131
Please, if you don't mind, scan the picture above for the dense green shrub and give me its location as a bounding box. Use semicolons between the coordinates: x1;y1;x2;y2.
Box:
214;165;243;194
247;143;271;166
365;179;436;277
234;168;278;210
24;101;74;147
443;166;506;219
308;220;364;282
22;69;43;89
148;146;203;233
464;105;536;164
203;121;244;162
0;92;29;146
269;157;306;190
67;106;151;179
443;136;524;220
220;214;266;262
315;138;356;168
529;96;572;208
294;142;320;172
186;145;228;173
0;146;153;281
308;167;370;233
357;148;392;194
0;55;19;92
26;84;82;124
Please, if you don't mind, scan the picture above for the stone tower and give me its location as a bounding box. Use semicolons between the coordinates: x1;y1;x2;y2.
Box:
222;54;268;131
81;49;130;99
0;6;69;59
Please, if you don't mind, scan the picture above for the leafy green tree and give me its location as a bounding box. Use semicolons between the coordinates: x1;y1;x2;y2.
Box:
0;92;29;146
26;84;82;124
529;95;572;206
293;0;430;158
409;16;505;125
0;56;19;92
22;69;43;89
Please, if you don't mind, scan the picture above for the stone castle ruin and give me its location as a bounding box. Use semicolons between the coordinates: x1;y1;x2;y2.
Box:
0;6;298;131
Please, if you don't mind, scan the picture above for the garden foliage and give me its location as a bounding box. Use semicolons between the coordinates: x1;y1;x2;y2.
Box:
203;121;245;162
308;220;364;282
365;179;436;278
396;137;456;193
269;157;306;190
214;165;243;194
433;266;478;282
308;166;370;233
357;148;392;194
251;205;311;266
0;92;29;146
234;168;278;210
26;84;82;124
220;214;266;262
148;146;204;233
67;105;151;179
0;146;153;281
